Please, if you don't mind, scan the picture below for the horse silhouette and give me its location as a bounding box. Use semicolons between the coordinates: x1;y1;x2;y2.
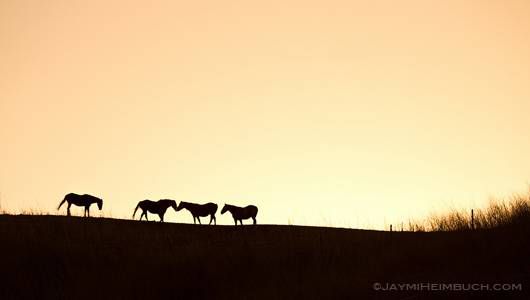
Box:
176;202;218;225
221;204;258;225
133;199;177;222
58;193;103;217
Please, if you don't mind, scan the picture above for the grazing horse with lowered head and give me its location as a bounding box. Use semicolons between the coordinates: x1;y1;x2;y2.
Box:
221;204;258;225
58;193;103;217
176;202;218;225
133;199;177;222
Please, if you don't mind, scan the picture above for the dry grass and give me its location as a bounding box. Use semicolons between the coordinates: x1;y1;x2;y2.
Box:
415;191;530;231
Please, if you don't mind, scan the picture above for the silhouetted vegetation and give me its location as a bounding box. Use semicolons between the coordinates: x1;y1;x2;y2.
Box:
412;191;530;231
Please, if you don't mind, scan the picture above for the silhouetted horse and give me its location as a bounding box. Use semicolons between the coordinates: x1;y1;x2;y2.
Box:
58;193;103;217
176;202;218;225
221;204;258;225
133;199;177;222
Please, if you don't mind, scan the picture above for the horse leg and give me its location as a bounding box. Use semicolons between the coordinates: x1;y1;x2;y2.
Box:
252;217;256;225
87;208;90;217
197;217;201;225
209;215;214;225
233;218;237;226
193;216;196;224
67;203;72;216
240;219;243;225
159;213;164;222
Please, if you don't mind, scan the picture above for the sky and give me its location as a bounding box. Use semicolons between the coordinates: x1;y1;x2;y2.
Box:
1;0;530;228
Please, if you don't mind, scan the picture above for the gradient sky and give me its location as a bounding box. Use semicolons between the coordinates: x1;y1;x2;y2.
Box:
1;0;530;228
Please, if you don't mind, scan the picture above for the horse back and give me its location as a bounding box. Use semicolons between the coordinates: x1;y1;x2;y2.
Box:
205;202;218;213
158;199;176;207
82;194;101;203
191;202;217;216
64;193;97;205
139;199;154;206
246;205;258;217
139;200;158;211
65;193;81;201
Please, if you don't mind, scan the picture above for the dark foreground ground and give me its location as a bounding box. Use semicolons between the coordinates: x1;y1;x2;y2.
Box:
0;215;529;299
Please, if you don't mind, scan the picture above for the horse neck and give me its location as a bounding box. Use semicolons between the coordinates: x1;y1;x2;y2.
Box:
162;201;173;209
225;205;237;213
184;202;196;212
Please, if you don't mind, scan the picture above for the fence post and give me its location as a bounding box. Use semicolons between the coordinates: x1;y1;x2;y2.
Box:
471;209;474;230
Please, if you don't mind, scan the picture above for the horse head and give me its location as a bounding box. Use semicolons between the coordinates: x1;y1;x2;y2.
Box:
96;198;103;210
176;201;186;211
170;200;178;211
221;204;229;214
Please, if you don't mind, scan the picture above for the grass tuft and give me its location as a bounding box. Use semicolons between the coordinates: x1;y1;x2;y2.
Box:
417;191;530;231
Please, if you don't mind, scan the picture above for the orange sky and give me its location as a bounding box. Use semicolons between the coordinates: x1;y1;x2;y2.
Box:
1;0;530;228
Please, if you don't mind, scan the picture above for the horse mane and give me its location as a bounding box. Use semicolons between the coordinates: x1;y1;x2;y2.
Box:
159;199;177;209
160;199;176;204
82;194;101;201
178;201;196;209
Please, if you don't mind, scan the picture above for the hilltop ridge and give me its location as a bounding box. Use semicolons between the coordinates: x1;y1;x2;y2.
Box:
1;215;528;299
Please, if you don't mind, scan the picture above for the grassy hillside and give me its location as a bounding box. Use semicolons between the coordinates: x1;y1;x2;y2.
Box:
414;192;530;231
1;215;529;299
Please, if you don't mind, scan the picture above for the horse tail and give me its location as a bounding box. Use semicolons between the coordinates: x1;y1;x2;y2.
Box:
133;203;141;219
58;196;68;210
